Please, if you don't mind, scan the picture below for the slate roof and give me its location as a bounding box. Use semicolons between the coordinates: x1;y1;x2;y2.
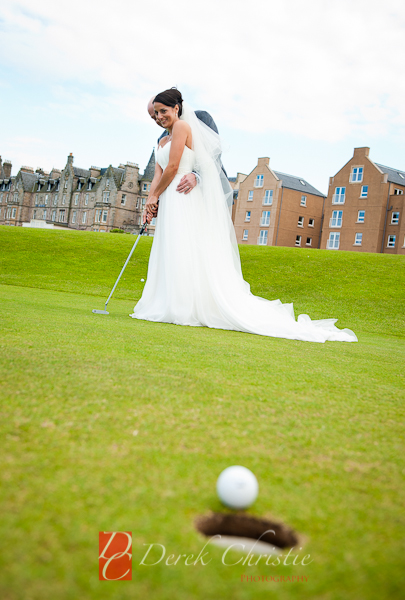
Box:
21;171;40;192
375;163;405;187
73;167;90;178
141;150;155;181
228;176;237;183
273;171;325;198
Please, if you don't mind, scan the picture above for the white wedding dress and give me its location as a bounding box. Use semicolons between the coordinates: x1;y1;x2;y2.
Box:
130;115;357;343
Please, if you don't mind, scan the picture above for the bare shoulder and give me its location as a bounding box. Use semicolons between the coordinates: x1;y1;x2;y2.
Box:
172;120;191;135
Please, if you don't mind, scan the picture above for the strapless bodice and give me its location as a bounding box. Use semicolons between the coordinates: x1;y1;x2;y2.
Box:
156;141;195;174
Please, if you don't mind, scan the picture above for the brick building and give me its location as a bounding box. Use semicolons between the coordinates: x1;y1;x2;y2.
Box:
0;151;156;234
233;157;325;248
321;147;405;254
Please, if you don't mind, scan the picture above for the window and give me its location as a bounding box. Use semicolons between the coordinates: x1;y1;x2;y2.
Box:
53;195;58;206
72;211;76;224
62;194;66;205
77;181;82;191
248;191;253;201
391;212;399;225
245;211;251;222
394;188;404;195
387;235;396;248
297;216;304;227
103;191;110;203
52;210;56;221
82;212;87;224
333;187;346;203
264;190;273;205
242;229;248;240
136;198;141;209
260;211;270;226
74;194;79;205
142;198;146;207
360;185;368;198
258;230;268;245
33;209;37;219
102;210;108;223
330;210;343;227
350;167;363;183
306;237;312;246
300;195;307;207
151;217;157;226
354;233;362;245
95;210;101;223
295;235;301;246
42;210;46;219
59;209;66;222
35;194;39;206
308;218;314;227
255;175;264;188
14;192;18;202
0;193;3;202
56;181;60;191
143;183;150;192
12;207;17;218
6;207;11;218
87;181;92;190
357;210;365;223
327;232;340;249
121;194;126;206
138;216;141;225
85;194;89;206
47;182;51;191
106;179;110;187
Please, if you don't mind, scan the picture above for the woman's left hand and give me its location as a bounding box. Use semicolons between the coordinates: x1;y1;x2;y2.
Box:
145;195;159;220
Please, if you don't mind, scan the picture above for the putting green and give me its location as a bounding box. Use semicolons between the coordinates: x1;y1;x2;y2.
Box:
0;227;404;599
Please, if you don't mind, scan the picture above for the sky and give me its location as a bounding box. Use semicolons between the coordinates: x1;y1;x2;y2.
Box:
1;0;405;195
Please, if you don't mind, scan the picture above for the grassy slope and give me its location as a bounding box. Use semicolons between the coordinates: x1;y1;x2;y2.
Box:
0;226;404;600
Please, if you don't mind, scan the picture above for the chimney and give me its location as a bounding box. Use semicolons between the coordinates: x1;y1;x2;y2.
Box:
90;166;101;178
258;157;270;168
68;153;74;165
353;147;370;159
3;159;12;179
21;166;34;173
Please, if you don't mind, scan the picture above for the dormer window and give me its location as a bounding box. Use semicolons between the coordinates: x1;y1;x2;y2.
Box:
77;181;82;190
56;181;60;191
47;182;52;191
87;181;92;190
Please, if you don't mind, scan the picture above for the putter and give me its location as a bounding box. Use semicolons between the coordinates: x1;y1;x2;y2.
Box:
92;221;148;315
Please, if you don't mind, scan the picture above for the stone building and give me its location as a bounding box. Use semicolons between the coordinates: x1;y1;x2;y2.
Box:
321;147;405;254
0;151;156;234
233;157;325;248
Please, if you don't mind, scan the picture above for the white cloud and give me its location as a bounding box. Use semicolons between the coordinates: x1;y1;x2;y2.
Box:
1;0;405;144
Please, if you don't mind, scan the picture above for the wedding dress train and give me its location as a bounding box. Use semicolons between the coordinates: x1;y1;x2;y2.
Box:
130;142;357;343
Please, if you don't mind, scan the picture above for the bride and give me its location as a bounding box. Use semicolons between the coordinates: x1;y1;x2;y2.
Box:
130;88;357;343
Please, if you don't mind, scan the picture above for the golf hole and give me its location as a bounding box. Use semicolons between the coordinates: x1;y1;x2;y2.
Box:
195;513;298;554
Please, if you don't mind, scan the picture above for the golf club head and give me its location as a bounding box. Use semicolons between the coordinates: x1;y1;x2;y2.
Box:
92;309;109;315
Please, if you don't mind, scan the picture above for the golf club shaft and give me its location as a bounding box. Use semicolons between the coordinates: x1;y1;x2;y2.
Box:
103;222;148;311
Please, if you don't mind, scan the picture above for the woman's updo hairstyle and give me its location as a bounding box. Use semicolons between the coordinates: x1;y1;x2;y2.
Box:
153;87;183;117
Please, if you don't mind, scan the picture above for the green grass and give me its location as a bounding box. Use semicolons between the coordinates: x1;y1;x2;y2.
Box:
0;226;404;600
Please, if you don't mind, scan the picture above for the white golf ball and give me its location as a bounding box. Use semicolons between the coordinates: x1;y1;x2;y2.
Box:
140;279;145;282
216;466;259;509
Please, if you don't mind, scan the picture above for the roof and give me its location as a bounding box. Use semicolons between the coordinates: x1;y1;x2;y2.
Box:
73;167;91;178
273;171;325;197
141;150;155;181
228;176;237;183
21;171;39;191
375;163;405;187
